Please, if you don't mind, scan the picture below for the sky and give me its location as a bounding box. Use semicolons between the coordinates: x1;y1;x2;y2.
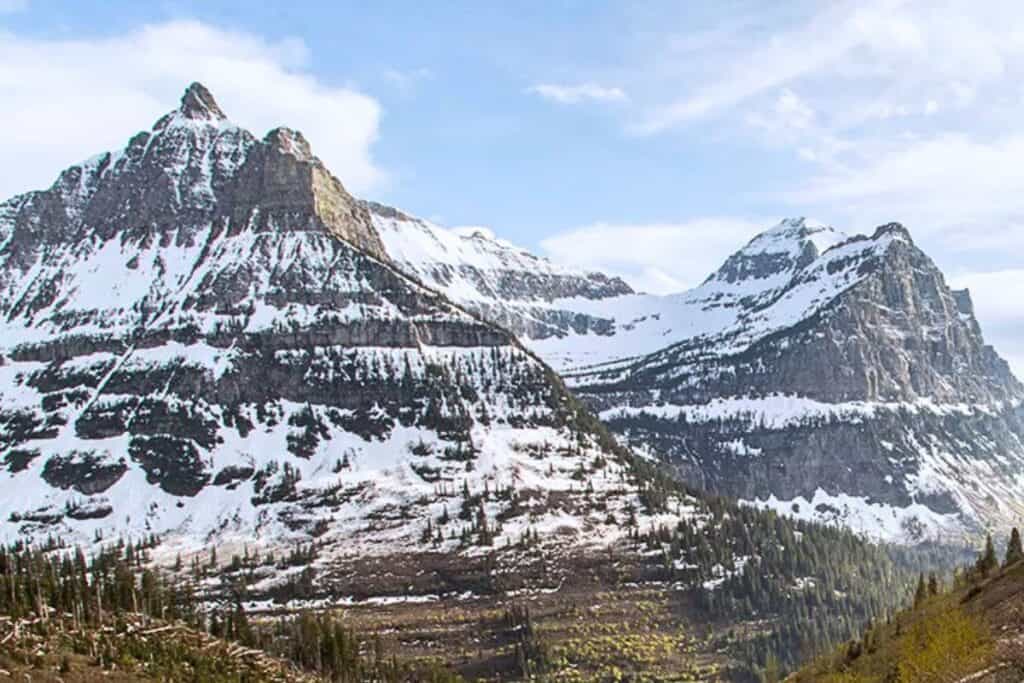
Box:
0;0;1022;374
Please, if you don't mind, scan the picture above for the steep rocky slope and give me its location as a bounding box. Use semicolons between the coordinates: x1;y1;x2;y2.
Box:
375;211;1024;543
0;84;678;556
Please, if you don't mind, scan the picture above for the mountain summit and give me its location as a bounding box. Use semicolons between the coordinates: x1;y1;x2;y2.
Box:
177;81;227;121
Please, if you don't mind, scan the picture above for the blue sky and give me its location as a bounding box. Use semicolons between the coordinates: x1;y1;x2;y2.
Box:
2;0;1023;372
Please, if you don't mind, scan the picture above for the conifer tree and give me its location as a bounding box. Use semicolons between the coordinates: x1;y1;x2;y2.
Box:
1005;527;1023;567
977;534;998;577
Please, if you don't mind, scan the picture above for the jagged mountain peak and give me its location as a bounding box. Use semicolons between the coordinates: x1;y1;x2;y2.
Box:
870;220;914;243
153;83;234;133
0;82;391;263
178;81;227;121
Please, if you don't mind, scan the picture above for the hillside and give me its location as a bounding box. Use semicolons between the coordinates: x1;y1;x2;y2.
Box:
790;532;1024;682
0;540;461;682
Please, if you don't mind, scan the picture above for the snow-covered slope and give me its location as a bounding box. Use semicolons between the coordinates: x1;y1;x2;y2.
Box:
0;84;687;556
374;211;1024;544
529;218;863;372
367;201;633;339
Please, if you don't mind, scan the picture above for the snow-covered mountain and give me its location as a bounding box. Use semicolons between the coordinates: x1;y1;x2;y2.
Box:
571;221;1024;543
372;210;1024;543
3;86;968;679
0;84;685;556
4;81;1020;555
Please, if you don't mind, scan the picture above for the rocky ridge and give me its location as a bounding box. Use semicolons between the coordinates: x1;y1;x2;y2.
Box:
365;200;632;339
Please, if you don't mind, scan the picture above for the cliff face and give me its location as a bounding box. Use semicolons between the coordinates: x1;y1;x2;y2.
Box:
0;84;664;554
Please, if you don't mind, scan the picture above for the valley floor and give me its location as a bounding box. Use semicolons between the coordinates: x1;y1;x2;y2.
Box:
232;549;821;682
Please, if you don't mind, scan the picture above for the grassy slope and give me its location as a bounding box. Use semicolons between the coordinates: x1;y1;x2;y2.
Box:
789;560;1024;682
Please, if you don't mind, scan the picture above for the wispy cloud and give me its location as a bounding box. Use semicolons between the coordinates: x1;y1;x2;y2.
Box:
528;83;628;105
0;20;384;199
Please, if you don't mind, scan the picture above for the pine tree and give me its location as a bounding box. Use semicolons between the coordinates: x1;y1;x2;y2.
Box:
977;534;998;577
1005;527;1023;567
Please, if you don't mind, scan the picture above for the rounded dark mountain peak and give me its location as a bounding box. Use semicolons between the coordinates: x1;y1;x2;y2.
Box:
179;82;227;121
871;221;913;242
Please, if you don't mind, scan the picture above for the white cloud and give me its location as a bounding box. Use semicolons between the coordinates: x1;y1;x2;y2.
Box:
540;218;764;294
632;2;873;134
950;269;1024;378
0;0;27;14
528;83;628;105
0;20;384;199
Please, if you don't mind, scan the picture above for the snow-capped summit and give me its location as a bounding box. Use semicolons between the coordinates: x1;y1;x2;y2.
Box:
738;216;842;256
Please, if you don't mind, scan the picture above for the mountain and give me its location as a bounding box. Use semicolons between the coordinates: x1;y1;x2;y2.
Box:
576;221;1024;544
2;83;980;681
0;83;676;557
372;210;1024;543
